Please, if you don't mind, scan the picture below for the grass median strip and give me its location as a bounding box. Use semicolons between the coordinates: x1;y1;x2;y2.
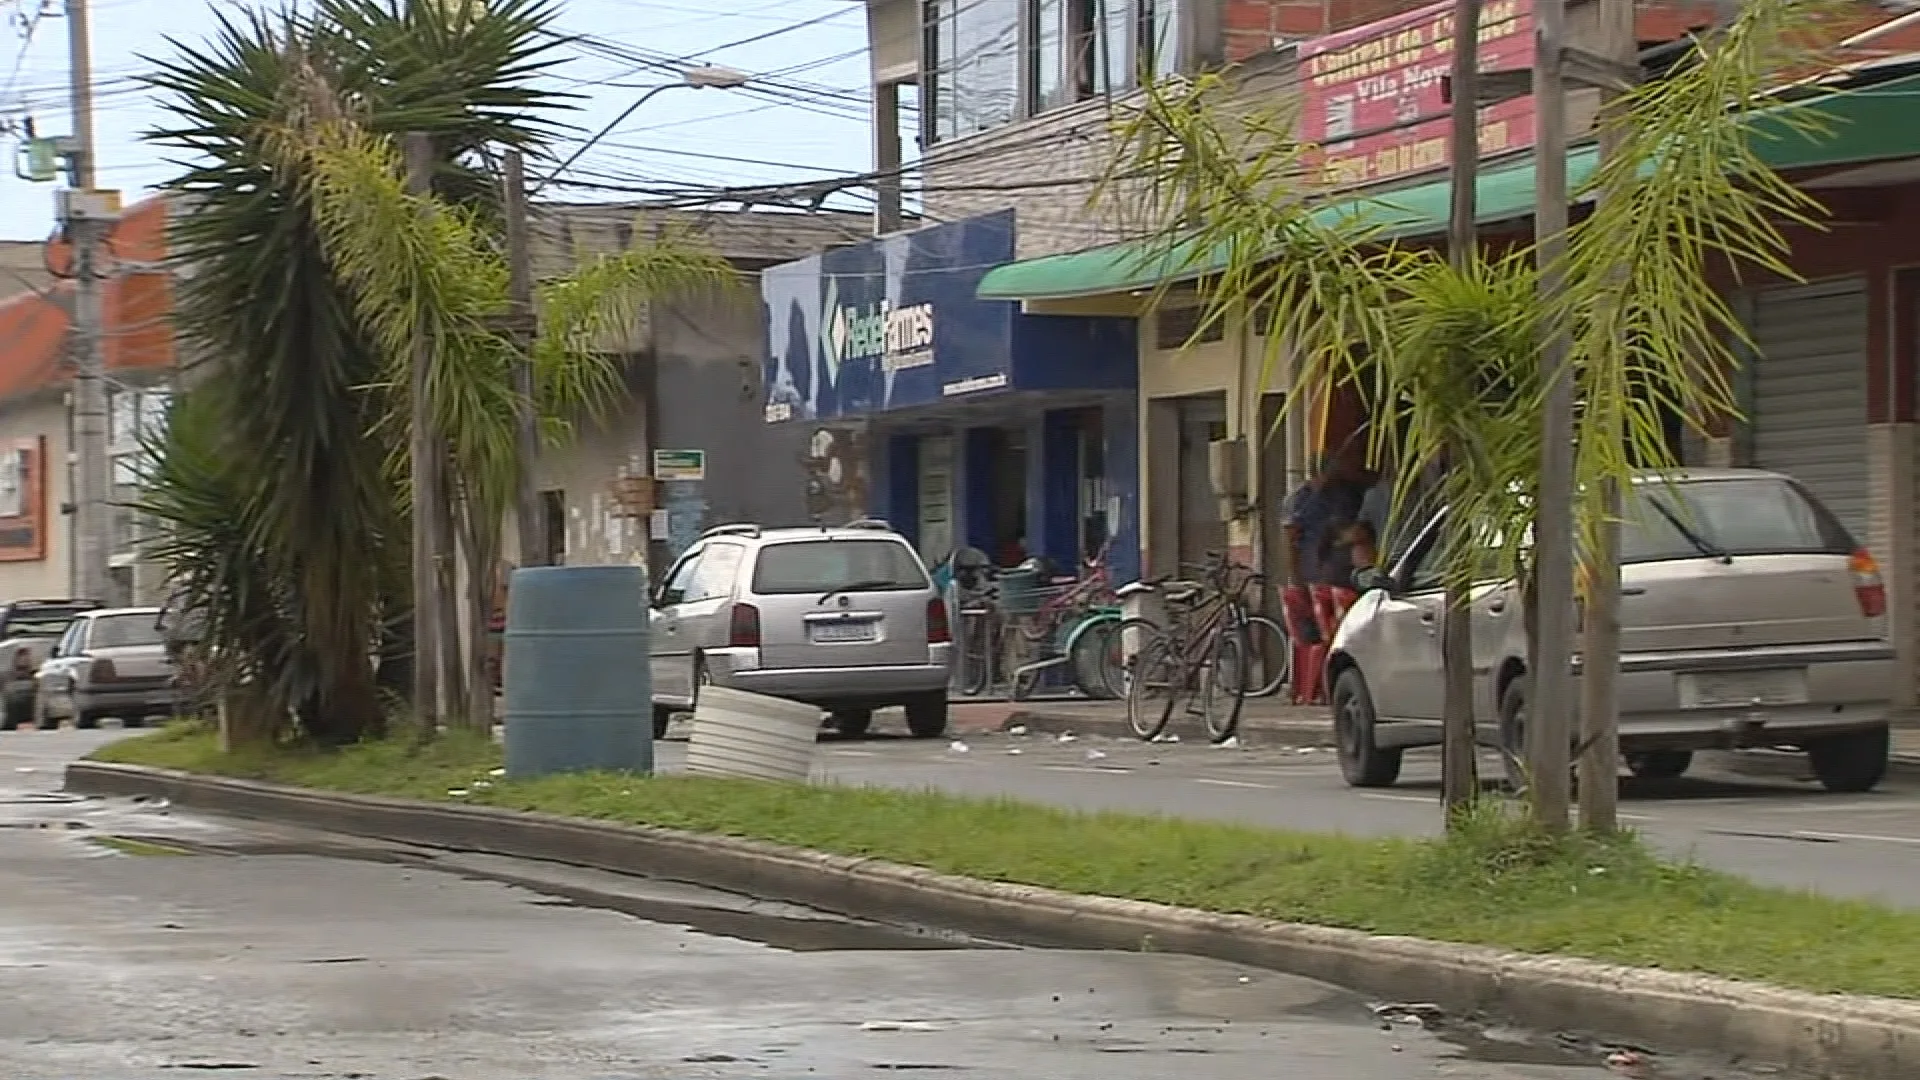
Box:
91;724;1920;1000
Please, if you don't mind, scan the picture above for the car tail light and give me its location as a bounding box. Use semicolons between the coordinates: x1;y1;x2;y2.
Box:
1850;549;1886;618
90;657;117;683
926;597;951;644
727;603;762;648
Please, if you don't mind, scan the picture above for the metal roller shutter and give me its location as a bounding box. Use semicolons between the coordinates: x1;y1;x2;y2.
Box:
1749;277;1870;539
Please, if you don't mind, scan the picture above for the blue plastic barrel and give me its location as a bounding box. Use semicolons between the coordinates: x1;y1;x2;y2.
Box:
502;564;653;780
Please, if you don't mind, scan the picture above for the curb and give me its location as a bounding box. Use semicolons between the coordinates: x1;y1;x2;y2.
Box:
1002;707;1335;747
63;759;1920;1080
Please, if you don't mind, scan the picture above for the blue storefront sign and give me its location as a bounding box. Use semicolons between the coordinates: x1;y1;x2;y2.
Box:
761;210;1132;421
760;210;1140;585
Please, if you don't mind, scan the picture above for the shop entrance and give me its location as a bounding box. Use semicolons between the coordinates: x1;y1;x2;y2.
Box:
1176;394;1229;569
965;426;1029;567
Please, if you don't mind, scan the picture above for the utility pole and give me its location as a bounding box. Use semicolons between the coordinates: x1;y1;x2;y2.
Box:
63;0;112;605
404;133;442;730
1440;0;1483;818
1576;0;1639;835
1529;0;1576;832
502;149;545;567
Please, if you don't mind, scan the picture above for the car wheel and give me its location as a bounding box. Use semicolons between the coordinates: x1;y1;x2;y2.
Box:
1498;678;1529;791
830;708;874;738
651;704;675;741
1331;668;1401;788
1625;750;1692;780
0;698;25;732
904;692;948;739
75;711;103;731
123;716;146;730
1807;726;1889;794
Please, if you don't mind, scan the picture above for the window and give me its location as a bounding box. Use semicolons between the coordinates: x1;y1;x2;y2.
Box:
1622;479;1852;565
925;1;1181;143
1034;0;1064;110
751;539;930;595
85;613;162;650
687;542;745;602
659;546;705;605
1154;304;1225;349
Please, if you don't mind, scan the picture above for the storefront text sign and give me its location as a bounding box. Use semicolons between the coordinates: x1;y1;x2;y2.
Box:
824;275;936;376
1300;0;1534;188
651;449;707;482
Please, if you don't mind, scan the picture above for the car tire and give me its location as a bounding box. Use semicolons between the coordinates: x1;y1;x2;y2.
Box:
1498;678;1529;791
1331;668;1401;788
75;711;103;731
123;716;146;730
651;705;675;741
830;708;874;738
0;699;25;732
904;692;948;739
1806;726;1889;794
1625;750;1692;780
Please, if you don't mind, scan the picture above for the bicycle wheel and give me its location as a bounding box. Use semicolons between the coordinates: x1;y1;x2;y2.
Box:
1200;623;1249;744
1241;615;1290;697
1063;615;1117;699
1124;630;1180;741
957;611;993;697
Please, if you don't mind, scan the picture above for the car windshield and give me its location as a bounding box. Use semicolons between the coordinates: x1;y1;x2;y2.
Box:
88;614;164;649
5;615;78;638
751;538;929;595
1622;478;1852;564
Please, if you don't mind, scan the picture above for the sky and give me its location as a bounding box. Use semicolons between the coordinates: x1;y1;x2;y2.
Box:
0;0;887;239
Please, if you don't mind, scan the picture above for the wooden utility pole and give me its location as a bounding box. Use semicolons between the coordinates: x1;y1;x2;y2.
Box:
1576;0;1639;835
403;133;443;731
1440;0;1483;817
1528;0;1576;832
502;149;546;567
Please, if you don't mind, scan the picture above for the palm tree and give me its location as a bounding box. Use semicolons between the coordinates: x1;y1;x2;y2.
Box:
136;0;722;745
1101;0;1829;829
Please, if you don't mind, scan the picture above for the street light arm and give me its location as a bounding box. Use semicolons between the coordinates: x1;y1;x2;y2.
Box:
532;83;684;197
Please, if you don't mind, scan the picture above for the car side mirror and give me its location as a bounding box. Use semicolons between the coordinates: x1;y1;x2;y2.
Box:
1354;566;1394;594
655;588;683;608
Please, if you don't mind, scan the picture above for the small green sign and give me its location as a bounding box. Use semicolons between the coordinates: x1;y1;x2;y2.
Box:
652;449;706;481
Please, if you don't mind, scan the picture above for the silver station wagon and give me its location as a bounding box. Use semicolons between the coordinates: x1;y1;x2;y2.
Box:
649;520;953;740
1329;469;1895;792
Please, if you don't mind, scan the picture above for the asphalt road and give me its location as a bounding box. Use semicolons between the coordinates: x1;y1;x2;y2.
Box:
800;731;1920;905
0;731;1759;1080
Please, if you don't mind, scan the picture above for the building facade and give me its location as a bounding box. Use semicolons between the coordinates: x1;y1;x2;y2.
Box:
515;205;874;575
760;209;1142;580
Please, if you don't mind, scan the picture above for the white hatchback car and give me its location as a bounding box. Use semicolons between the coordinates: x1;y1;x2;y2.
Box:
1328;469;1895;792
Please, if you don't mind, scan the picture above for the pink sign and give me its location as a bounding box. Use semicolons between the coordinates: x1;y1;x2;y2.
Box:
1300;0;1536;189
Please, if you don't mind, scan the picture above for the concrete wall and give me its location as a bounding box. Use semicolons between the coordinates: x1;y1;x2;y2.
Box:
651;284;813;531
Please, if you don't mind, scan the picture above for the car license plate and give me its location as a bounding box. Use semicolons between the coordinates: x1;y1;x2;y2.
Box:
1678;669;1808;709
810;620;877;643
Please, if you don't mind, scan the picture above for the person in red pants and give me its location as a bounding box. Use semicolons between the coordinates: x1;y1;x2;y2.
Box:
1282;456;1368;705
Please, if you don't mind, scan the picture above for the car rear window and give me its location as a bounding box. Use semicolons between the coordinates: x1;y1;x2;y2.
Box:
1622;478;1854;565
88;614;163;649
751;539;929;595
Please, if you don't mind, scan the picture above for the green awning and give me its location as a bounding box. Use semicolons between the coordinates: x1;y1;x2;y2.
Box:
976;70;1920;302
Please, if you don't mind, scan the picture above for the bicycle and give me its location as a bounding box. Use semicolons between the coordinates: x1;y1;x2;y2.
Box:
1121;553;1264;744
1086;557;1287;703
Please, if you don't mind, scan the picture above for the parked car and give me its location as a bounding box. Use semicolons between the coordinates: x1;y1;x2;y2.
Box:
649;520;952;740
34;607;176;730
0;599;101;731
1329;469;1894;793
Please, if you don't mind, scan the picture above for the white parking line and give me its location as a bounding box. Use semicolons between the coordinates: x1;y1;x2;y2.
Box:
1768;801;1906;815
1190;778;1272;790
1039;765;1134;776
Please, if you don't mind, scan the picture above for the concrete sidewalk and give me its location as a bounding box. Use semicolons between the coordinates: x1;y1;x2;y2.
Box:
983;696;1920;779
